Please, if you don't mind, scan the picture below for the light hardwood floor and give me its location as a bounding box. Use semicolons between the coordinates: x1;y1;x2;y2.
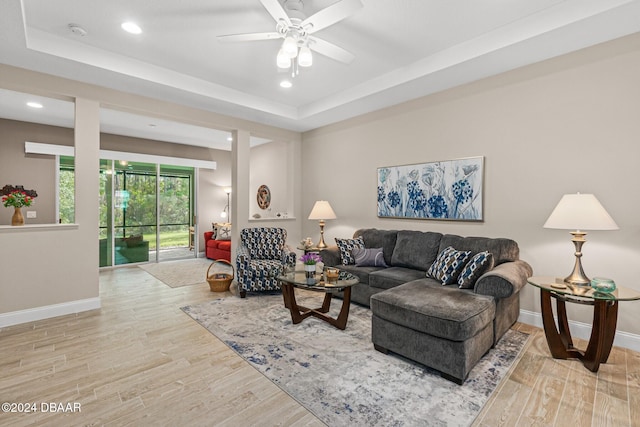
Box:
1;266;638;426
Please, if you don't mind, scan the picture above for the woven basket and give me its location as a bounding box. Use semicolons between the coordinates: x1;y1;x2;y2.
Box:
206;259;234;292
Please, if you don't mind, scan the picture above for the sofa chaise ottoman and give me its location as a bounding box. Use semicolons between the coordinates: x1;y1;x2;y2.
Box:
320;228;532;384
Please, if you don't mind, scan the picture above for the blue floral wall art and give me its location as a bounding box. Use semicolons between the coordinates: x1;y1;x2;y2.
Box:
377;157;484;221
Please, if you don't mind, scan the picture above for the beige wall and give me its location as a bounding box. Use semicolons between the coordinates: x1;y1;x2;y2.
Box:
101;133;215;160
302;33;640;338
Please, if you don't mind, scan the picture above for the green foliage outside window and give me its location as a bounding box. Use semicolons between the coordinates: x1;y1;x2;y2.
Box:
59;156;75;224
97;161;194;248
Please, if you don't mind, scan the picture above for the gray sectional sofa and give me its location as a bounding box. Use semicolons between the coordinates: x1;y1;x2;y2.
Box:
320;228;532;384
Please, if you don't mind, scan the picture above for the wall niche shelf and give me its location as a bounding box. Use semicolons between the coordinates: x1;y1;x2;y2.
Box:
0;223;79;233
248;217;296;222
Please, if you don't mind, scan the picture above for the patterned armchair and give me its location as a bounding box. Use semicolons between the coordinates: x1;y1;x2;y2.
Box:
236;227;296;298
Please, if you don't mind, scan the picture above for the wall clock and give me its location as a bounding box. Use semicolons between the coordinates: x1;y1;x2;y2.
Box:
257;185;271;210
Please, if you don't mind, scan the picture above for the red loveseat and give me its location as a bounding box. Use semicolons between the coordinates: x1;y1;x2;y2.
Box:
204;231;231;261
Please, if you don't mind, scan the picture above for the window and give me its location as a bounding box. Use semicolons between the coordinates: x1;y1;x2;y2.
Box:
59;155;75;223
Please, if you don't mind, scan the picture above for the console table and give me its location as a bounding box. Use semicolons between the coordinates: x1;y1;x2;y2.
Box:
528;276;640;372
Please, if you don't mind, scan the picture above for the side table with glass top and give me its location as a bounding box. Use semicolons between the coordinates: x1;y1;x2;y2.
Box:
276;269;359;330
528;276;640;372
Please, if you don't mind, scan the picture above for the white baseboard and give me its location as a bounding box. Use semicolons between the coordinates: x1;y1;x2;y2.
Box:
518;309;640;353
0;298;101;328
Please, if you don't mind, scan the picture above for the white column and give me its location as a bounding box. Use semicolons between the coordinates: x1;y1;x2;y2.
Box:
231;129;251;265
74;97;100;291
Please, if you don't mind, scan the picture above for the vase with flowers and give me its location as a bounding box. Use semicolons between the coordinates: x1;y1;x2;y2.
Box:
300;252;322;278
2;185;37;226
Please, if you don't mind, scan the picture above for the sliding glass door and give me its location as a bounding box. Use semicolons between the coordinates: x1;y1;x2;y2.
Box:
99;160;113;267
114;161;157;265
97;160;195;267
158;165;194;262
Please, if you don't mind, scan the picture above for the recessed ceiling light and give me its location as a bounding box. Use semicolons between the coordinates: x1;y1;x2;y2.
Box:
226;136;233;141
280;80;292;88
27;102;43;109
121;22;142;34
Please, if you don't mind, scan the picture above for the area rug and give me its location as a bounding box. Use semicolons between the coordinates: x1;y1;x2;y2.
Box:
139;258;212;288
181;292;529;427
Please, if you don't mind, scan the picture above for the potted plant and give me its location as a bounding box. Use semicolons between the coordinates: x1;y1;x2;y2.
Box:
300;252;322;278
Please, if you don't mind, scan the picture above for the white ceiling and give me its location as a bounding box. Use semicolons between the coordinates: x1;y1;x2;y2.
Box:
1;0;640;146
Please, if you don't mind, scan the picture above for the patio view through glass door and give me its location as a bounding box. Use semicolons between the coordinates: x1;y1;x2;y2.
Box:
158;165;194;262
98;160;195;267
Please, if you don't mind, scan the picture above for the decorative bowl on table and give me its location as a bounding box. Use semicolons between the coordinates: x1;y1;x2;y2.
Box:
590;277;616;293
325;268;339;282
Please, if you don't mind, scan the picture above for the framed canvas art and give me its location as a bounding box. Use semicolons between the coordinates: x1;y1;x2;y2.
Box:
377;156;484;221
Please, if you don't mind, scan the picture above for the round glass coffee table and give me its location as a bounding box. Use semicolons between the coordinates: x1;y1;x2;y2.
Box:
528;276;640;372
276;269;359;330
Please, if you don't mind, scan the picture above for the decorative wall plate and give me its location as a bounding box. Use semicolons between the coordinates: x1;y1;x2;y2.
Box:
257;185;271;210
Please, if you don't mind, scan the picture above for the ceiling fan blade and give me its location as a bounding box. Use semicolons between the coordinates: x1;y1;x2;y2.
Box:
217;32;281;42
301;0;363;33
308;36;355;64
260;0;291;26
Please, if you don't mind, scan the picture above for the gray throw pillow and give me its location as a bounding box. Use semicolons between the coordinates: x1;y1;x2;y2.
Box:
352;247;388;267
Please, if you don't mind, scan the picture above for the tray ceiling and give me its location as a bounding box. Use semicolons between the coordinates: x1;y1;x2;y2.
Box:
1;0;640;139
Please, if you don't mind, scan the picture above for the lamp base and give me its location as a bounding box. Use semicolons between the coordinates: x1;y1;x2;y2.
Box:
315;219;327;249
564;231;590;286
563;274;590;287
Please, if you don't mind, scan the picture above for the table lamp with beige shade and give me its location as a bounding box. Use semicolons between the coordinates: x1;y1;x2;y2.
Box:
308;200;337;249
543;193;618;286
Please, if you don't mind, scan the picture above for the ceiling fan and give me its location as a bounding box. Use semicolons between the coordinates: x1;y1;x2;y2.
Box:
217;0;363;70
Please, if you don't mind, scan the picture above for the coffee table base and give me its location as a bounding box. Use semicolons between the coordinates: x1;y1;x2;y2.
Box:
281;284;352;330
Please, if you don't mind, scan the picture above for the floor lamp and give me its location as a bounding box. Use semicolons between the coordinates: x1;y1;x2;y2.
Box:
220;188;231;219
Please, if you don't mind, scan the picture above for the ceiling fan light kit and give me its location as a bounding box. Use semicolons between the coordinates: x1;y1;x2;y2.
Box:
276;48;292;68
298;45;312;67
282;32;300;58
218;0;362;79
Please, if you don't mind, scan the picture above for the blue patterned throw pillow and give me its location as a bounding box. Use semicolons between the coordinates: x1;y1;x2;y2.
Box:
335;237;365;265
457;251;494;289
427;246;472;285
